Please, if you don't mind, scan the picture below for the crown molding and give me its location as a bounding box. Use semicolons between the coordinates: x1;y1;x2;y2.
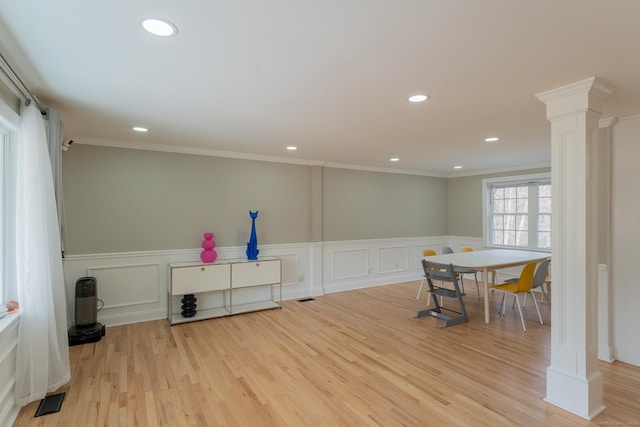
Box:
72;136;325;167
599;117;618;129
322;162;447;177
70;136;450;177
447;162;551;178
70;136;548;179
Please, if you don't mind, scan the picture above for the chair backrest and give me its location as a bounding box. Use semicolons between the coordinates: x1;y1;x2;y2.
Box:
423;249;437;257
421;259;458;285
461;246;473;252
532;259;551;289
515;262;538;292
441;246;454;254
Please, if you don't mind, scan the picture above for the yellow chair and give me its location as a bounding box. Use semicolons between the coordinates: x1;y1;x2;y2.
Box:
504;259;551;305
490;262;543;332
416;249;437;300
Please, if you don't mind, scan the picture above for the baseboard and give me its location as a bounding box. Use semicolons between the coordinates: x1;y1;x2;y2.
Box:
98;307;168;328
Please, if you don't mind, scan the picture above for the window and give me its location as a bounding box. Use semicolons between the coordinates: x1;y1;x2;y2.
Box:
0;126;8;304
0;103;19;306
0;126;6;304
483;173;551;251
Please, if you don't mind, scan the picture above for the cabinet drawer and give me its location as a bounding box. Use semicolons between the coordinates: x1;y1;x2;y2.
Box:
171;263;230;295
232;259;281;288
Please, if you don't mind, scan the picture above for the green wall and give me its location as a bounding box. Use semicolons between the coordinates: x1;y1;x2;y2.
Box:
62;144;549;255
322;168;448;241
62;145;312;254
62;145;450;254
447;167;551;237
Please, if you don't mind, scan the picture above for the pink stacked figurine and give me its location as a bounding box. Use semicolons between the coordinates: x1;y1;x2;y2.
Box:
200;232;218;263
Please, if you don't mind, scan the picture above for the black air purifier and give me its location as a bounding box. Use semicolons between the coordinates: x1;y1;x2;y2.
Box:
68;276;105;346
75;276;97;326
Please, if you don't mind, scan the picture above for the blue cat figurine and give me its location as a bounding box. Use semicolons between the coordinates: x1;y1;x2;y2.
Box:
246;210;260;260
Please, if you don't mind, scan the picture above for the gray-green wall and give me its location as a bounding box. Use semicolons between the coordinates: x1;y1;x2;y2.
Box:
62;145;312;254
62;145;449;254
447;167;551;237
62;144;551;255
322;168;447;241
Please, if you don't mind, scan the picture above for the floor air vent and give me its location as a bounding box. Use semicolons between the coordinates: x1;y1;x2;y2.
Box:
35;393;65;417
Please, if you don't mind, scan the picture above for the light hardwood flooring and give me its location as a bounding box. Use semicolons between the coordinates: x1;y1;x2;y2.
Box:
14;280;640;426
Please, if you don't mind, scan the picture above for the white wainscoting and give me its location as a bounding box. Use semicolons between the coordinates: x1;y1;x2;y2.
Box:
88;263;161;309
322;237;449;294
62;236;530;327
445;236;485;254
0;315;19;427
63;243;314;327
63;237;451;326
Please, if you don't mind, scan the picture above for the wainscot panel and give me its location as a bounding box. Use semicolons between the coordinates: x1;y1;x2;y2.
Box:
322;237;448;294
378;245;409;274
63;243;313;327
62;237;491;326
0;315;19;427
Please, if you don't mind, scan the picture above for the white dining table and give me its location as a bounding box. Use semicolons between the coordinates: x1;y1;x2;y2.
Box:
423;249;551;323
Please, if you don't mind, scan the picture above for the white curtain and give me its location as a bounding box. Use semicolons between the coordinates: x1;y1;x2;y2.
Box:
15;104;70;406
44;108;63;231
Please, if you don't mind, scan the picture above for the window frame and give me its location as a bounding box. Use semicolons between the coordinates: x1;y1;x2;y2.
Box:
0;100;20;305
0;128;5;304
482;172;551;252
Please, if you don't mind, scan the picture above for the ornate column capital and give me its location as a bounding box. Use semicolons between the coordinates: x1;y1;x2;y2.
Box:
535;77;613;120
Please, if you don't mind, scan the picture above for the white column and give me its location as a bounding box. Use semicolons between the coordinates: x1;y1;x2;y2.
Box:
535;77;613;420
597;117;616;363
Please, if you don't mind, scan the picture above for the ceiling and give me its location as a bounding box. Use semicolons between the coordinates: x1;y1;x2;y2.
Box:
1;1;639;176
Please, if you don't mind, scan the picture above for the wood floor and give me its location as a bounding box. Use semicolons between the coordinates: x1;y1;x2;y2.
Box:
14;280;640;426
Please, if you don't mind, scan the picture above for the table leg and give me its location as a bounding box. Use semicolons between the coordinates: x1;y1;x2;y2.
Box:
483;267;490;323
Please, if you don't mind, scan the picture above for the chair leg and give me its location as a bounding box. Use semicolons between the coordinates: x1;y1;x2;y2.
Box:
438;280;446;306
540;284;549;303
530;291;543;325
416;277;424;300
474;272;481;299
499;293;506;315
514;294;527;332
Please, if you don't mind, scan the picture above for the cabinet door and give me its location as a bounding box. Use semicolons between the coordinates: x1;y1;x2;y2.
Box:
232;259;281;288
171;263;230;295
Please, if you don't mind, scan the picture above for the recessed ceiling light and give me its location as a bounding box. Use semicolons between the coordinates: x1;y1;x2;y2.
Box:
408;94;429;103
389;157;400;162
454;165;463;169
141;18;178;37
286;146;298;151
133;126;148;132
485;137;499;142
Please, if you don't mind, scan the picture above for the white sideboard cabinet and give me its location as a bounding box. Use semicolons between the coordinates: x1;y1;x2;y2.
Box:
168;258;282;325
